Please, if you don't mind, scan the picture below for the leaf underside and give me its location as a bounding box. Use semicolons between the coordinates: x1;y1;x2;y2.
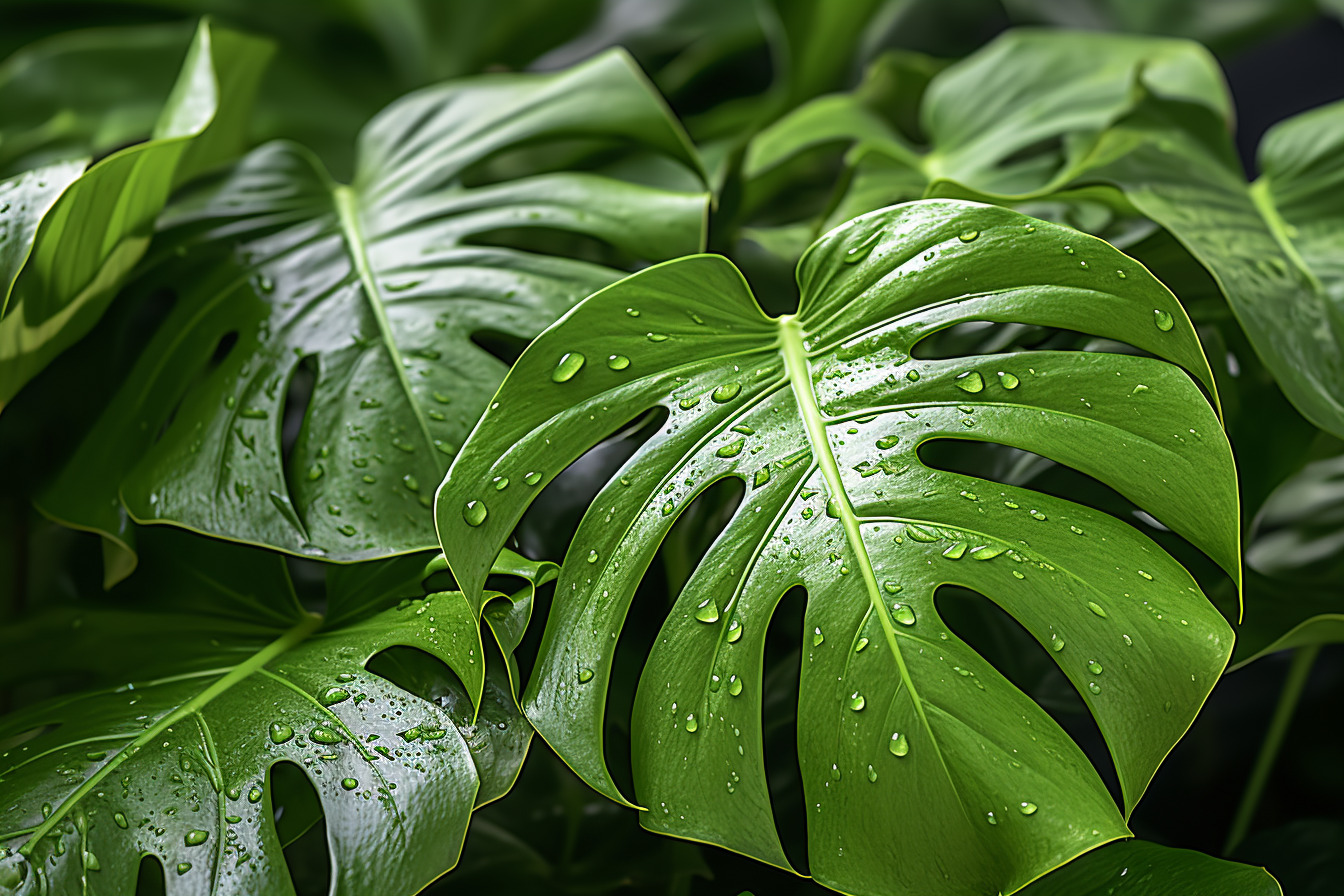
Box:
437;199;1239;896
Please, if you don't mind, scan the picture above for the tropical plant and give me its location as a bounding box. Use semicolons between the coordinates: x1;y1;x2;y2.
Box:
2;3;1342;895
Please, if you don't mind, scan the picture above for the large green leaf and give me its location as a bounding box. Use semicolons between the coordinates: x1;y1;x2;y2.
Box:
0;19;273;409
0;531;554;895
435;200;1239;895
749;31;1344;438
745;30;1228;232
1018;839;1280;895
38;49;708;583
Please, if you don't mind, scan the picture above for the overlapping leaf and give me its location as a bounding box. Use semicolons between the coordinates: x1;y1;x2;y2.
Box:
436;200;1239;895
38;49;708;583
0;531;554;895
0;20;273;409
747;30;1344;439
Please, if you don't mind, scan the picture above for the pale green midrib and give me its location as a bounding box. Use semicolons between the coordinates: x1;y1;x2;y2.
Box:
18;613;323;856
776;316;964;805
1248;176;1323;294
332;184;439;460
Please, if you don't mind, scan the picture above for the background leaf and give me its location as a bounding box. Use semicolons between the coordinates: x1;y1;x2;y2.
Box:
37;49;708;583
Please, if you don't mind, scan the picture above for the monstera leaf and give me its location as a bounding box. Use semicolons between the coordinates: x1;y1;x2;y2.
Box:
435;200;1239;896
750;30;1344;439
745;30;1228;232
0;20;273;408
1018;839;1280;895
0;530;554;895
38;48;708;584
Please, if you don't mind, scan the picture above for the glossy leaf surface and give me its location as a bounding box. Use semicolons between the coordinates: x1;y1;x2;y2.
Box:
0;533;553;895
0;20;272;408
38;49;708;580
437;200;1239;896
1020;839;1280;895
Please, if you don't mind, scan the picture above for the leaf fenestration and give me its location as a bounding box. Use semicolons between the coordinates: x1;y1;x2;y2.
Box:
436;199;1239;896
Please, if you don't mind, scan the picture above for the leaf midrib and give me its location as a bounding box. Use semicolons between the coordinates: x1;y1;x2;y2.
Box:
332;184;439;461
777;315;963;807
17;613;323;856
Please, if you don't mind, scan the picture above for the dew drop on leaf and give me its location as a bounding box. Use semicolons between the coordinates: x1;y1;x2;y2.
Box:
998;371;1020;389
892;604;916;626
269;722;294;744
1019;802;1038;816
607;354;630;370
955;371;985;393
1153;309;1174;331
889;732;909;757
694;599;720;623
463;500;488;527
184;830;209;846
341;778;358;791
551;352;586;382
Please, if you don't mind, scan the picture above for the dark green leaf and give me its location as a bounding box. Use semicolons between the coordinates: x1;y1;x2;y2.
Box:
437;200;1238;895
0;19;273;408
38;49;708;583
0;531;550;895
1019;839;1280;895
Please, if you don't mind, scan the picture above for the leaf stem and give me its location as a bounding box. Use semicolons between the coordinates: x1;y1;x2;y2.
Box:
1223;643;1320;855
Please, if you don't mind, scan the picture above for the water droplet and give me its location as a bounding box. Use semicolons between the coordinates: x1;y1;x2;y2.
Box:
1019;802;1038;816
844;229;883;263
607;354;630;370
1087;660;1103;674
754;467;771;488
905;369;920;382
463;500;488;527
1087;601;1108;618
830;763;842;781
889;732;909;757
942;541;968;559
625;307;640;317
728;675;743;696
712;383;741;402
646;332;669;342
577;667;594;683
177;863;192;875
1064;245;1075;255
551;352;586;382
998;371;1020;389
956;371;984;393
269;722;294;744
320;686;349;706
1153;309;1174;331
855;637;869;653
694;599;720;623
1138;569;1153;581
867;765;878;782
309;726;341;745
727;618;743;642
402;474;420;493
1050;634;1065;652
341;778;358;791
685;714;699;733
848;693;866;711
717;438;745;458
184;830;209;846
113;812;128;829
958;229;979;242
1087;681;1102;695
662;500;675;516
892;604;916;626
812;627;825;646
876;435;899;449
987;811;998;825
524;471;542;486
248;786;263;803
1029;509;1047;521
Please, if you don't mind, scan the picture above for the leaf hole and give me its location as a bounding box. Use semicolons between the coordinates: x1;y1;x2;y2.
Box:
132;854;166;896
759;584;811;874
272;760;330;896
